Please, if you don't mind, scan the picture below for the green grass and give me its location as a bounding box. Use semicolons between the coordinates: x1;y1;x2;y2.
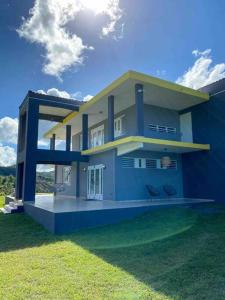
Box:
0;196;4;207
0;202;225;300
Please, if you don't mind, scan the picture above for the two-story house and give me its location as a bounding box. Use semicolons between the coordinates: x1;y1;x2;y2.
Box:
4;70;224;234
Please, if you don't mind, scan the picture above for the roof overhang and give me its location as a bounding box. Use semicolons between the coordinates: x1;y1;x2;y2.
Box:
44;71;209;139
81;136;210;156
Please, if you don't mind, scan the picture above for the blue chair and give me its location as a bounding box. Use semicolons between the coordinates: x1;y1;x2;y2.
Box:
163;184;177;197
146;185;160;199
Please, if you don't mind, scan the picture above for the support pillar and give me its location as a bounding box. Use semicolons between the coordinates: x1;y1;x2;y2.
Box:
135;83;144;136
82;114;88;150
76;162;80;197
108;95;115;142
50;134;56;150
22;101;39;201
66;125;71;151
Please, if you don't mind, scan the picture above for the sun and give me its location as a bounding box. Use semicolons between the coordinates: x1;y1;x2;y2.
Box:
81;0;110;14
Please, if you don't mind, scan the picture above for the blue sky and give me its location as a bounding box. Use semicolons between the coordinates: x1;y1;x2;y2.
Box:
0;0;225;166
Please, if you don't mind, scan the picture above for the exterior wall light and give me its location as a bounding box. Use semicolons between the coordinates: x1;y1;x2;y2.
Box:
83;167;87;172
161;156;171;168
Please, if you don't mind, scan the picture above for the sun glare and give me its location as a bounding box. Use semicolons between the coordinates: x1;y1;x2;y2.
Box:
81;0;110;14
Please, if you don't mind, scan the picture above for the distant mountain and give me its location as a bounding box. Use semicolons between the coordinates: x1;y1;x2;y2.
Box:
0;165;16;176
0;166;55;195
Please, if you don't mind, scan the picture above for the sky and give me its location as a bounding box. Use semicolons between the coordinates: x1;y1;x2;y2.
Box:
0;0;225;167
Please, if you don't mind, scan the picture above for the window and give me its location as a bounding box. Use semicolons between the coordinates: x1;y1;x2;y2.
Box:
148;124;176;134
146;159;157;169
114;115;124;138
121;157;177;170
121;157;134;168
160;159;177;170
90;125;104;148
134;158;146;168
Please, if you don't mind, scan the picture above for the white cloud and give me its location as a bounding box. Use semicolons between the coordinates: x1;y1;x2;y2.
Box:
100;0;123;38
176;49;225;89
36;164;55;172
0;145;16;167
0;117;18;144
83;94;93;102
37;88;71;98
17;0;123;78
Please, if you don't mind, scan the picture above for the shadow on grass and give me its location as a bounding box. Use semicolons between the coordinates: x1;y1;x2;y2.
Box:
1;204;225;299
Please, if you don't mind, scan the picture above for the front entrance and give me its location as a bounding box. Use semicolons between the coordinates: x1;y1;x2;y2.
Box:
87;165;104;200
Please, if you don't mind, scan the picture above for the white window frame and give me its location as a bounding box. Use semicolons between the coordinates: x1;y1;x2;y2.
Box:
87;164;104;200
90;125;104;148
122;157;177;170
114;115;125;138
134;158;146;169
148;123;176;134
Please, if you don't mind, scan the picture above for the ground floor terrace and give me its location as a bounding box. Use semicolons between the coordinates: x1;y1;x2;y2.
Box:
23;194;214;234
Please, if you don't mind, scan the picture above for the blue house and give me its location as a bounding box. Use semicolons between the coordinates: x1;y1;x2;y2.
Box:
3;70;224;233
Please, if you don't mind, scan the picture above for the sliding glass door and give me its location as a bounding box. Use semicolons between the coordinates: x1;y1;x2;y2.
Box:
87;165;103;200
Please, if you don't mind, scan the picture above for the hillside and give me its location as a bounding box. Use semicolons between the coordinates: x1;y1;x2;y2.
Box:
0;166;55;195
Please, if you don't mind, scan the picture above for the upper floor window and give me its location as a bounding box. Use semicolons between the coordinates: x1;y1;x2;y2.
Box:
148;124;176;134
114;115;125;138
90;125;104;148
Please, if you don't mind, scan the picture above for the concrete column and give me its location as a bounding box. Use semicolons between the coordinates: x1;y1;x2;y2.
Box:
135;83;144;136
66;125;71;151
108;95;115;142
82;114;88;150
15;163;23;199
22;100;39;201
50;134;56;150
76;162;80;197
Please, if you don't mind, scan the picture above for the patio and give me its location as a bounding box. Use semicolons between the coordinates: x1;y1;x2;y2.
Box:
23;194;214;234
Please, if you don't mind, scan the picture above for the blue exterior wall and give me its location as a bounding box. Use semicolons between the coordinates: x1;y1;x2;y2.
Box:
88;150;116;200
182;79;225;202
115;150;183;200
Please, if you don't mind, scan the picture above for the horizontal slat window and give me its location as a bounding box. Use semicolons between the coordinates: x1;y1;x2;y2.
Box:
121;157;134;168
146;159;157;169
121;157;177;170
148;124;176;134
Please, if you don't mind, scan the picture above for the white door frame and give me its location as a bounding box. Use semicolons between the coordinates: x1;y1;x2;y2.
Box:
87;164;104;200
180;112;193;142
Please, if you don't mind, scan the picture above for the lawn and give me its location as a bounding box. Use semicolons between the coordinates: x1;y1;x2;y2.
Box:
0;195;4;207
0;197;225;300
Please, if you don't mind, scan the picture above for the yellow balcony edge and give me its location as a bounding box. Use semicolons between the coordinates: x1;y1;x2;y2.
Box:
81;136;210;155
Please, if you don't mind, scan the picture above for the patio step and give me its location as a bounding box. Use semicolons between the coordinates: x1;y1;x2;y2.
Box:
0;200;24;214
0;208;11;214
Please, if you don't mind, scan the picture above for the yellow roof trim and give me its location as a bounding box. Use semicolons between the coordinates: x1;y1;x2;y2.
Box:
81;136;210;155
44;70;209;138
44;111;79;138
129;71;209;100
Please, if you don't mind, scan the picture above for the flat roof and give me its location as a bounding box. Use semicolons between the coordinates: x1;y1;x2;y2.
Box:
44;70;209;138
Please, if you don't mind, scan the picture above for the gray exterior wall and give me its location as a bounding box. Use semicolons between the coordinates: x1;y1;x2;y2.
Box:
72;104;181;151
